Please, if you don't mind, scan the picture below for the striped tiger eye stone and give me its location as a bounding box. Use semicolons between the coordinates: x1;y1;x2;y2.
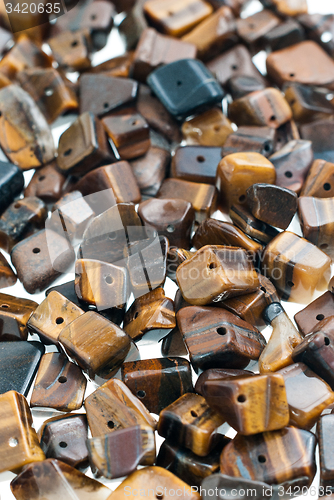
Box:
262;231;331;303
294;291;334;336
298;196;334;258
300;159;334;198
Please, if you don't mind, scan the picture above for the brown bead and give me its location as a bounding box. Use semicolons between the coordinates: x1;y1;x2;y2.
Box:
80;74;138;117
176;245;260;305
300;118;334;163
0;197;47;253
38;414;89;470
16;68;78;124
300;159;334;198
203;373;289;435
181;108;233;147
143;0;213;37
27;290;84;346
102;112;150;160
312;315;334;337
48;30;92;72
220;427;316;485
195;368;255;396
262;231;331;302
24;162;67;203
299;13;334;57
177;306;265;372
278;362;334;429
269;140;313;194
167;248;195;283
227;75;266;100
57;112;112;176
158;393;224;456
298;196;334;258
182;6;236;60
0;390;45;473
30;352;87;412
85;53;134;78
59;311;132;380
84;378;156;437
87;425;156;479
11;229;75;294
294;291;334;336
263;19;305;52
266;41;334;89
221;126;276;158
236;10;281;52
230;203;279;244
0;293;37;342
130;146;170;196
0;251;16;290
171;146;222;184
132;27;197;82
274;119;300;150
158;178;217;223
317;414;334;489
284;83;334;123
10;459;111;500
161;327;188;357
123;287;176;341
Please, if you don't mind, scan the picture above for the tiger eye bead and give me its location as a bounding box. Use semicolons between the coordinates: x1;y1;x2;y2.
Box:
284;83;334;123
181;108;233;147
0;251;16;290
221;126;276;158
294;291;334;336
48;30;92;72
263;19;305;52
230;204;279;244
298;196;334;258
300;159;334;198
227;75;266;100
171;146;222;184
130;146;170;197
24;162;66;203
0;293;37;342
236;10;280;53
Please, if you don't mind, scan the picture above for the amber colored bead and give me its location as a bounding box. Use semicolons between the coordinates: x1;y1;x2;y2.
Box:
57;112;111;176
230;203;279;244
11;229;75;294
284;83;334;124
182;6;236;60
258;302;303;373
222;275;279;329
130;146;170;197
158;393;224;456
177;306;265;372
48;30;92;72
59;311;132;380
181;108;233;147
220;427;316;485
298;196;334;258
236;10;280;52
317;414;334;489
0;293;37;342
266;41;334;89
0;390;45;473
171;146;222;184
143;0;213;37
269;140;313;194
300;159;334;198
38;414;89;470
10;459;111;500
195;368;255;396
24;162;66;203
294;291;334;336
278;362;334;429
216;153;276;211
203;373;289;435
221;126;276;158
0;251;16;290
262;231;331;303
85;378;156;437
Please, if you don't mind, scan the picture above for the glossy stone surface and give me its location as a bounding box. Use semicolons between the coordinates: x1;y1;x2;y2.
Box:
294;291;334;336
0;161;24;214
0;251;16;289
236;10;280;51
300;159;334;198
130;146;170;196
38;414;89;470
299;13;334;57
227;75;266;100
176;245;260;305
48;30;92;72
158;393;224;456
181;108;233;147
284;83;334;123
222;126;276;158
195;368;255;396
298;196;334;258
161;327;188;357
87;425;156;478
230;203;280;244
317;414;334;489
177;306;266;372
262;231;331;302
0;292;38;341
263;19;305;52
24;162;66;203
85;378;156;437
51;191;95;243
167;248;195;283
171;145;221;185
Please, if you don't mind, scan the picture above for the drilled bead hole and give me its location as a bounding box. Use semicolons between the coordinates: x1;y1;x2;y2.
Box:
1;304;9;308
239;195;246;203
59;441;68;448
39;176;46;182
197;155;205;163
237;395;246;403
209;262;217;270
217;327;227;335
270;115;276;121
108;421;115;429
320;243;328;249
14;203;21;209
177;81;182;86
289;73;295;78
156;494;164;500
104;102;109;109
325;337;330;346
134;311;139;319
260;287;267;293
284;171;292;178
91;13;97;19
137;390;146;398
33;248;40;254
105;275;113;285
108;231;117;240
167;225;175;233
191;410;198;418
58;376;67;383
64;148;72;156
324;183;331;191
71;40;78;47
258;455;266;463
231;65;238;70
316;314;325;321
56;317;64;325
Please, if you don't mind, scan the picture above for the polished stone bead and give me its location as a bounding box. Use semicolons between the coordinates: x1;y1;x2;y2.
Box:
0;161;24;214
0;390;45;473
317;414;334;489
0;341;44;396
294;291;334;336
121;357;193;414
300;119;334;163
195;368;255;396
130;146;170;196
299;13;334;57
222;275;280;329
221;126;276;158
158;393;224;456
227;75;266;100
269;140;313;194
181;109;233;147
266;41;334;89
57;112;112;176
87;425;156;478
176;245;260;305
161;327;188;357
259;302;303;373
263;19;305;52
59;311;132;380
166;247;195;283
284;83;334;123
85;378;156;437
48;29;92;71
38;413;88;470
0;197;47;253
298;196;334;258
138;198;195;249
300;159;334;198
147;59;224;121
0;251;16;289
80;74;138;117
27;291;84;346
11;229;75;294
230;204;279;244
217;153;276;210
246;183;297;230
143;0;213;37
220;427;316;485
85;53;133;77
182;6;236;60
278;362;334;429
273;120;301;150
0;292;38;341
123;287;176;341
203;373;289;434
24;162;66;204
177;306;265;372
10;459;111;500
236;10;280;52
262;231;331;302
0;85;55;170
